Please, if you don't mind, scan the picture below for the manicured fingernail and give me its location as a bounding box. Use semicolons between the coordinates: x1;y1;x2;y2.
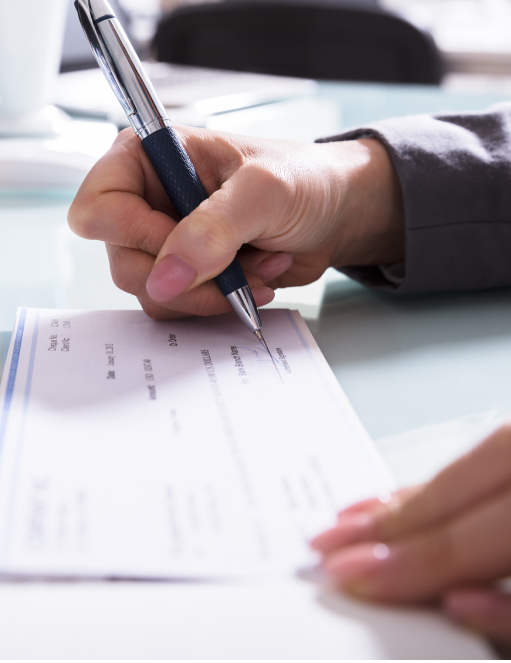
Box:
378;490;392;504
252;286;275;307
256;253;294;281
311;512;373;552
445;591;497;618
338;511;374;530
336;497;384;518
323;543;392;596
146;254;198;302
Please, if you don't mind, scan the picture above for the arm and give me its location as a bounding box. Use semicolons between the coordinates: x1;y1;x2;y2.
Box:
320;102;511;293
68;127;403;320
69;103;511;320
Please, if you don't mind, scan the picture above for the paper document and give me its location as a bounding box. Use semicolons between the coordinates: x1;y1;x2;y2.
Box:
0;308;392;579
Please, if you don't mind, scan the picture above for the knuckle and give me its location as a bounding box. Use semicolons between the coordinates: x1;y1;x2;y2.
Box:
480;422;511;457
424;527;457;582
108;247;151;297
195;288;218;317
139;300;166;320
110;262;133;294
126;213;162;256
139;299;182;321
117;127;135;145
497;423;511;441
67;197;97;239
191;211;235;261
251;160;295;199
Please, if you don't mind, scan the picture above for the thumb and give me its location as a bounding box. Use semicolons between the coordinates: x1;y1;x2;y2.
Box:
145;170;277;302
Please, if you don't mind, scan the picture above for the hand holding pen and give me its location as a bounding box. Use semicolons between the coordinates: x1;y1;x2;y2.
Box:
69;3;405;328
75;0;277;354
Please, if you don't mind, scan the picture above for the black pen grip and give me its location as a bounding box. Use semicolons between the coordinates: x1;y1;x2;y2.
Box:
141;126;248;296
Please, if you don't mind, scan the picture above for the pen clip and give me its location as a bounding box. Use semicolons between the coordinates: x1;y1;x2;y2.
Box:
74;0;135;117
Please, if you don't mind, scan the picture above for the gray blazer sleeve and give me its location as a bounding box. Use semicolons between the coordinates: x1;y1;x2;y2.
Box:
317;103;511;293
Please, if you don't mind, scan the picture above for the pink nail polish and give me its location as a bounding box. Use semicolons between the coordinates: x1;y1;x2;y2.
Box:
338;511;374;529
311;512;374;552
323;543;392;595
146;254;198;302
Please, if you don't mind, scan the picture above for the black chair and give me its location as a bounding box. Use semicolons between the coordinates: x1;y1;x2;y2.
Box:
152;2;444;85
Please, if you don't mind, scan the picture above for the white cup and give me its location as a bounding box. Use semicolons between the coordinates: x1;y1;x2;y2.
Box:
0;0;69;135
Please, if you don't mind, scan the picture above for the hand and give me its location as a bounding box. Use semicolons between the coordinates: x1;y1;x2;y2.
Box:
68;126;404;320
311;424;511;646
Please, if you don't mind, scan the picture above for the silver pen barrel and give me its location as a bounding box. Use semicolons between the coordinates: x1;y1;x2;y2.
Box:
87;0;170;139
226;286;262;333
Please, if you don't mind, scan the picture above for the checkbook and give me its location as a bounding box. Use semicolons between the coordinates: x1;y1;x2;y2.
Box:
0;307;392;579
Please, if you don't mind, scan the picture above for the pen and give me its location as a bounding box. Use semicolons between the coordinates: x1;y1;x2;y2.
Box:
75;0;276;361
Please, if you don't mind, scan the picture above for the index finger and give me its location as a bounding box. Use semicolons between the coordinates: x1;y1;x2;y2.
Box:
69;129;178;256
312;423;511;552
69;125;249;258
323;485;511;602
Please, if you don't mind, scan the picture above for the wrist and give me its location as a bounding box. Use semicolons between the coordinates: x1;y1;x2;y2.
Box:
323;138;405;268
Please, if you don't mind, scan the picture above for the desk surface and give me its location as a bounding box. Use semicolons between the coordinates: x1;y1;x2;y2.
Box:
2;78;510;483
0;80;505;658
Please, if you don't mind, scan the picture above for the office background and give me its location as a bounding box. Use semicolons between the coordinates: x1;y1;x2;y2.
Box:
62;0;511;80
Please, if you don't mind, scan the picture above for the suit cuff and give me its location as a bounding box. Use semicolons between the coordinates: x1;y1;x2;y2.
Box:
319;104;511;294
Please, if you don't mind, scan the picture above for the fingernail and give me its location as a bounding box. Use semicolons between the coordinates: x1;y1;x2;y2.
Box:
378;490;392;504
146;254;198;302
323;543;392;596
338;511;374;530
311;512;373;552
252;286;275;307
337;496;384;517
445;591;497;619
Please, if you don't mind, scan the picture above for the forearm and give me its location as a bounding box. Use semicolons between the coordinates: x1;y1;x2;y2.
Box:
320;103;511;294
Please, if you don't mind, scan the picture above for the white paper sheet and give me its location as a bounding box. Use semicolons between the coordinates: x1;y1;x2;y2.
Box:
0;580;494;659
0;307;393;579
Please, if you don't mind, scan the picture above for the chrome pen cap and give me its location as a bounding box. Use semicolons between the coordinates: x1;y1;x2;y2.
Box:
74;0;170;138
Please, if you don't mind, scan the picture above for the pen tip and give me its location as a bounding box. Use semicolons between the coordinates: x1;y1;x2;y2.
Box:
254;329;282;381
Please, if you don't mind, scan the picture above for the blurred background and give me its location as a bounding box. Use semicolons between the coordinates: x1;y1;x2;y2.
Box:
54;0;511;144
61;0;511;83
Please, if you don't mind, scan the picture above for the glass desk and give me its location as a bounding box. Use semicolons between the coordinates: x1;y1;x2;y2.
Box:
0;79;506;658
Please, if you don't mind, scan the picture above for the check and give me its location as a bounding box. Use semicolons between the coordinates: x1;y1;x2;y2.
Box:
0;308;392;579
